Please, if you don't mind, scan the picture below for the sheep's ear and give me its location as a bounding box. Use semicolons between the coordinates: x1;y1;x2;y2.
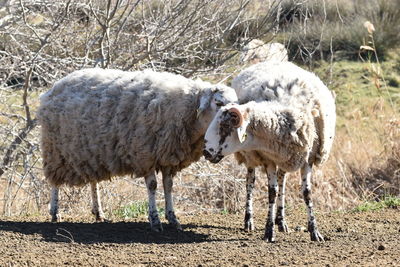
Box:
237;126;247;143
197;90;213;118
236;109;250;143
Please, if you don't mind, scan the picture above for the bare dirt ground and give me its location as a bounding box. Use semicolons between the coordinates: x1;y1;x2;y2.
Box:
1;208;399;267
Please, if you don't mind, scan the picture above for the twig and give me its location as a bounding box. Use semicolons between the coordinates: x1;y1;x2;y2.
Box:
56;228;75;243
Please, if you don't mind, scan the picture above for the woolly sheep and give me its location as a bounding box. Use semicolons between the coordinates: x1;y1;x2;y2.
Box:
37;68;238;231
232;62;336;235
203;61;336;242
232;61;336;165
240;39;288;63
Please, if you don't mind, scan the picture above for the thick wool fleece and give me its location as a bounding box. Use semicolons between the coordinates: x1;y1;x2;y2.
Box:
231;61;336;166
242;101;317;172
38;68;220;186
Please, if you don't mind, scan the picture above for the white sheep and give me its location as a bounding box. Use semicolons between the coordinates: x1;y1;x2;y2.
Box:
232;62;336;236
204;61;336;242
232;61;335;165
240;39;288;63
37;68;238;231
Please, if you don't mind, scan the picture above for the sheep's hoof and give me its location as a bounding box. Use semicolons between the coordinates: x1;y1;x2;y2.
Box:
277;221;289;233
149;213;163;232
151;223;164;232
172;221;183;231
310;230;325;242
244;220;255;232
96;216;112;223
166;211;182;230
168;217;182;230
51;214;62;223
263;234;275;243
263;227;275;242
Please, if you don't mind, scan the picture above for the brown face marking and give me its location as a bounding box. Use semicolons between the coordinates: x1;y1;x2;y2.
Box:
218;110;235;146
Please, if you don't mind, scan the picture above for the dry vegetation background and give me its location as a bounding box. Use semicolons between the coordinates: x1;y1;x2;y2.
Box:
0;0;399;220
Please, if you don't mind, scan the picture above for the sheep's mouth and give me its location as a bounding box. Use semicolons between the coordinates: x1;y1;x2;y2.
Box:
203;150;224;163
209;155;223;163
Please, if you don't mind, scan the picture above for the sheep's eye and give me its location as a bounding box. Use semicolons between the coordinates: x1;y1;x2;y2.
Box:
215;101;224;107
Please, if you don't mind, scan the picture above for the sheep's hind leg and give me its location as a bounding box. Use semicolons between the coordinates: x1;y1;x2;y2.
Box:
50;186;61;222
301;164;324;242
263;165;278;242
275;169;289;232
162;170;182;230
244;167;256;231
145;173;163;232
90;182;108;222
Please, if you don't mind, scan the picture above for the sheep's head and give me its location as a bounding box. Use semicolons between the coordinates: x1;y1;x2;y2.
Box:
203;103;250;163
197;84;238;120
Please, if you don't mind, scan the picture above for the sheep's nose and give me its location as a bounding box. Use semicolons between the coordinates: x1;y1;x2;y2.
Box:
210;154;224;163
204;149;224;163
203;149;212;160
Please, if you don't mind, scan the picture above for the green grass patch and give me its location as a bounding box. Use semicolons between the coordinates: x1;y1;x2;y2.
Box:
353;195;400;212
114;201;165;219
312;58;400;117
220;209;230;215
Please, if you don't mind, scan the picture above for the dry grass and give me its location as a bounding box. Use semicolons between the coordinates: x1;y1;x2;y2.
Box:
0;0;399;220
278;0;400;62
1;58;399;220
0;123;398;220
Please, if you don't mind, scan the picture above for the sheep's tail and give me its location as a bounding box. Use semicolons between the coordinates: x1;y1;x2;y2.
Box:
314;90;336;166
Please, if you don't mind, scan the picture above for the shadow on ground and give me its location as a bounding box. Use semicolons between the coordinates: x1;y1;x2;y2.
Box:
0;220;217;244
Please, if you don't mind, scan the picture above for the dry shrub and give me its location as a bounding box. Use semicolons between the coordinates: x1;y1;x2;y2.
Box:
279;0;400;62
175;156;246;214
1;114;397;219
0;0;399;220
1;77;397;218
0;0;281;217
347;118;400;200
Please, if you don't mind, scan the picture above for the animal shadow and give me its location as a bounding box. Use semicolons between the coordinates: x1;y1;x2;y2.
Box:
0;220;211;244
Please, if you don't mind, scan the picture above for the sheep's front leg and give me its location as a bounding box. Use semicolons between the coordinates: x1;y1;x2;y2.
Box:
90;182;108;222
263;165;278;242
275;169;289;232
50;186;61;222
301;164;324;242
145;173;163;232
162;171;182;230
244;167;256;231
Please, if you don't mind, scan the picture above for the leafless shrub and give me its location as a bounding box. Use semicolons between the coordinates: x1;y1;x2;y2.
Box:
1;0;397;219
279;0;400;64
0;0;285;216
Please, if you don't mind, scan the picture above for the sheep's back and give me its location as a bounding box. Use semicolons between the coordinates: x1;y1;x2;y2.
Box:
37;68;202;186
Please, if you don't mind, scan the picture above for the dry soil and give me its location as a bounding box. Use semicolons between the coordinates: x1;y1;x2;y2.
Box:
1;208;399;266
